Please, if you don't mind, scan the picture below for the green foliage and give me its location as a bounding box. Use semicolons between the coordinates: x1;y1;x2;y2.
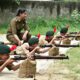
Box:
27;13;80;35
71;10;80;24
0;0;20;10
1;10;80;34
15;0;20;5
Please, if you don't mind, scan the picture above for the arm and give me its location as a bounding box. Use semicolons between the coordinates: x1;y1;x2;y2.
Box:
21;45;38;59
13;34;21;42
21;43;30;55
37;47;50;53
0;58;14;72
11;64;20;71
22;30;28;40
22;22;30;40
49;37;56;44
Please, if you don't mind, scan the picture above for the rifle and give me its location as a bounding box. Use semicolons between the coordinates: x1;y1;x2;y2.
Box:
69;32;80;34
40;44;80;48
10;55;69;60
69;32;78;34
56;35;80;38
0;55;69;61
0;41;12;45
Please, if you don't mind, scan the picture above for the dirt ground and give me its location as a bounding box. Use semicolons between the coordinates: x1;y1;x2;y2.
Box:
0;60;79;80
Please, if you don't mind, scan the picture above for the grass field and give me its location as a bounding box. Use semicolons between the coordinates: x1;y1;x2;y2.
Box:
61;47;80;74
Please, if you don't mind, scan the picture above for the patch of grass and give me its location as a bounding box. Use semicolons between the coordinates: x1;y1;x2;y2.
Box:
0;22;8;34
30;26;53;35
61;47;80;74
0;16;80;34
0;28;7;34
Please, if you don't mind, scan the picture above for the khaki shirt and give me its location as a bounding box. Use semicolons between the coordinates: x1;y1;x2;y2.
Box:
7;17;29;35
39;35;48;46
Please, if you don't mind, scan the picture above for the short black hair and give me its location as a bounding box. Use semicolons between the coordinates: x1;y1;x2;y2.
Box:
16;8;26;16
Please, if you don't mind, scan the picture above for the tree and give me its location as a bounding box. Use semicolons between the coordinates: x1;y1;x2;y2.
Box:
0;0;20;11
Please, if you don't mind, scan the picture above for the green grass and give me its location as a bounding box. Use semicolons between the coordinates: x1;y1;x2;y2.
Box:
0;23;8;34
61;47;80;74
0;16;80;35
30;26;53;35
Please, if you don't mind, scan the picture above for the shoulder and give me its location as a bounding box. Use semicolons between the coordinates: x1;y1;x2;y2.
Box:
21;43;29;49
10;17;17;23
39;35;48;45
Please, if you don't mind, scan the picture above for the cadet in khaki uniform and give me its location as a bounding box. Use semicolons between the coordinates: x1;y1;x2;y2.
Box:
60;27;71;45
38;31;59;56
46;31;59;56
38;31;55;46
0;44;20;72
18;37;51;78
6;8;31;46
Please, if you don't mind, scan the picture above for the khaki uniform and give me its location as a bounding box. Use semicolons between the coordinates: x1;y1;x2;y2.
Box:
6;17;31;45
39;35;59;56
38;35;48;46
10;43;29;55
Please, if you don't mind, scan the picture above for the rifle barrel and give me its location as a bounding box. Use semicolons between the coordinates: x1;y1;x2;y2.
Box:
12;55;69;60
40;44;80;48
0;55;69;62
55;44;80;47
69;32;78;34
56;35;80;38
34;55;69;59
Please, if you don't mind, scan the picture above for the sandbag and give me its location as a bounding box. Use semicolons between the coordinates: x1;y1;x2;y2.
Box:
49;46;59;56
62;38;71;45
75;34;80;40
18;59;36;78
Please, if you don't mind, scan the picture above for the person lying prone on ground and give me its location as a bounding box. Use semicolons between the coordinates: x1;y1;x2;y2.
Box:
0;44;20;72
